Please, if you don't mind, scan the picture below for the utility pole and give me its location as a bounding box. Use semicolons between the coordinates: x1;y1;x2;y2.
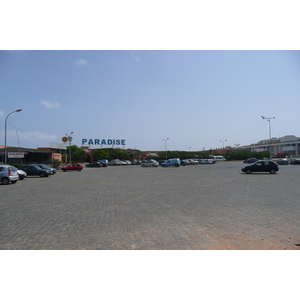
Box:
4;109;22;164
261;116;275;159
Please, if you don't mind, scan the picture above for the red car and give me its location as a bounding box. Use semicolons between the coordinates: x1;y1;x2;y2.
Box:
61;163;83;172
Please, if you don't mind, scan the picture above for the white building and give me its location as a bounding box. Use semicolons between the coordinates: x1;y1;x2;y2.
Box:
246;135;300;157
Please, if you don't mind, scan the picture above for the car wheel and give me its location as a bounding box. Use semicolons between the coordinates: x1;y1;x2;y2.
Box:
78;168;82;171
63;169;67;172
1;177;10;185
40;173;45;177
152;164;156;167
270;169;276;174
246;169;251;174
19;177;24;180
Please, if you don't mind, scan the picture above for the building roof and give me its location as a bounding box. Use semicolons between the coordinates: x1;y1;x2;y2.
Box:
0;146;56;154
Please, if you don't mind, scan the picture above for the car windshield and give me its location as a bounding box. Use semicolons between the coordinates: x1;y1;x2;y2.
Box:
35;165;42;170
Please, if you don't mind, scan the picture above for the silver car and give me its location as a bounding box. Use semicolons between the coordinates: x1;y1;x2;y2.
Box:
0;164;19;185
141;160;159;167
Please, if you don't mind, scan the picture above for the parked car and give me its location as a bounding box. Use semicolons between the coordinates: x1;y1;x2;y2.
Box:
35;164;57;175
18;164;51;177
86;162;103;168
180;160;187;166
158;160;166;165
187;159;198;165
198;159;215;164
212;156;226;161
277;158;289;165
243;158;258;164
61;163;83;172
0;164;19;184
109;159;121;166
141;160;159;167
161;158;180;167
290;158;300;165
241;160;279;174
98;159;108;167
16;168;27;180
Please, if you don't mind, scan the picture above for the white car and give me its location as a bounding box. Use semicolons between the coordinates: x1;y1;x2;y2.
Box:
16;168;27;180
141;160;159;167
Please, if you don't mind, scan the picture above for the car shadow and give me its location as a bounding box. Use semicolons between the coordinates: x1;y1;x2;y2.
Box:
241;172;278;175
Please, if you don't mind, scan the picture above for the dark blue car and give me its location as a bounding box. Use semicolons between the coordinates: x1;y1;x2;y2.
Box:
19;165;51;177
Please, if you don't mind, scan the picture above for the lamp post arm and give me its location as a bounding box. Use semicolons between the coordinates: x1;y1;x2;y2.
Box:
4;110;22;164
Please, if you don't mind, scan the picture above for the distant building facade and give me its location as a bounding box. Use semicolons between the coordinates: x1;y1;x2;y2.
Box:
246;135;300;157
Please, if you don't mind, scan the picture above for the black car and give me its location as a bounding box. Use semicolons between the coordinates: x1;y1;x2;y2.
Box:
243;158;258;164
86;162;103;168
290;158;300;165
19;165;51;177
277;158;289;165
35;164;57;175
242;160;279;174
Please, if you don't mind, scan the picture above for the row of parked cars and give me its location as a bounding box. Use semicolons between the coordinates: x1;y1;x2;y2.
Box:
140;158;217;167
0;163;57;185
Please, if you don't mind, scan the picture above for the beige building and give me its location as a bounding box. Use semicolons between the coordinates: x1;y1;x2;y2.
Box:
246;135;300;158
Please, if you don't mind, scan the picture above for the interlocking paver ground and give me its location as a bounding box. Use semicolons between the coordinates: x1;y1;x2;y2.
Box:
1;162;300;250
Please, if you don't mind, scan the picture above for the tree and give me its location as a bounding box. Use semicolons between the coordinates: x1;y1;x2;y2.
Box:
91;148;130;161
92;149;111;161
67;145;87;162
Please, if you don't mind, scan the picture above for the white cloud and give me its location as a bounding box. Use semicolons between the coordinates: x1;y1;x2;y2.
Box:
131;53;141;63
75;59;89;67
40;100;61;109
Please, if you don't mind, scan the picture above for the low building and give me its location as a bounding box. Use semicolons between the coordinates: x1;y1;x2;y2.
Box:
0;146;61;165
246;135;300;157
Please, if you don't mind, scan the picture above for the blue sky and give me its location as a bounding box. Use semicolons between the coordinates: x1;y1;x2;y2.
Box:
1;50;300;151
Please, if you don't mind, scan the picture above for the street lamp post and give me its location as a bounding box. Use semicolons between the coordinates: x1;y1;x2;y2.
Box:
65;132;73;163
4;109;22;164
261;116;275;159
162;138;169;160
220;139;227;149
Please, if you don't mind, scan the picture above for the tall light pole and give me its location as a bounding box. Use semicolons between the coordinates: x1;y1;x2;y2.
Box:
65;132;73;162
162;138;169;160
4;109;22;164
261;116;275;159
220;139;227;149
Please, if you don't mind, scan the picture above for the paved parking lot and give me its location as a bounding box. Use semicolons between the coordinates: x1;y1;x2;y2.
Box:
1;162;300;250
